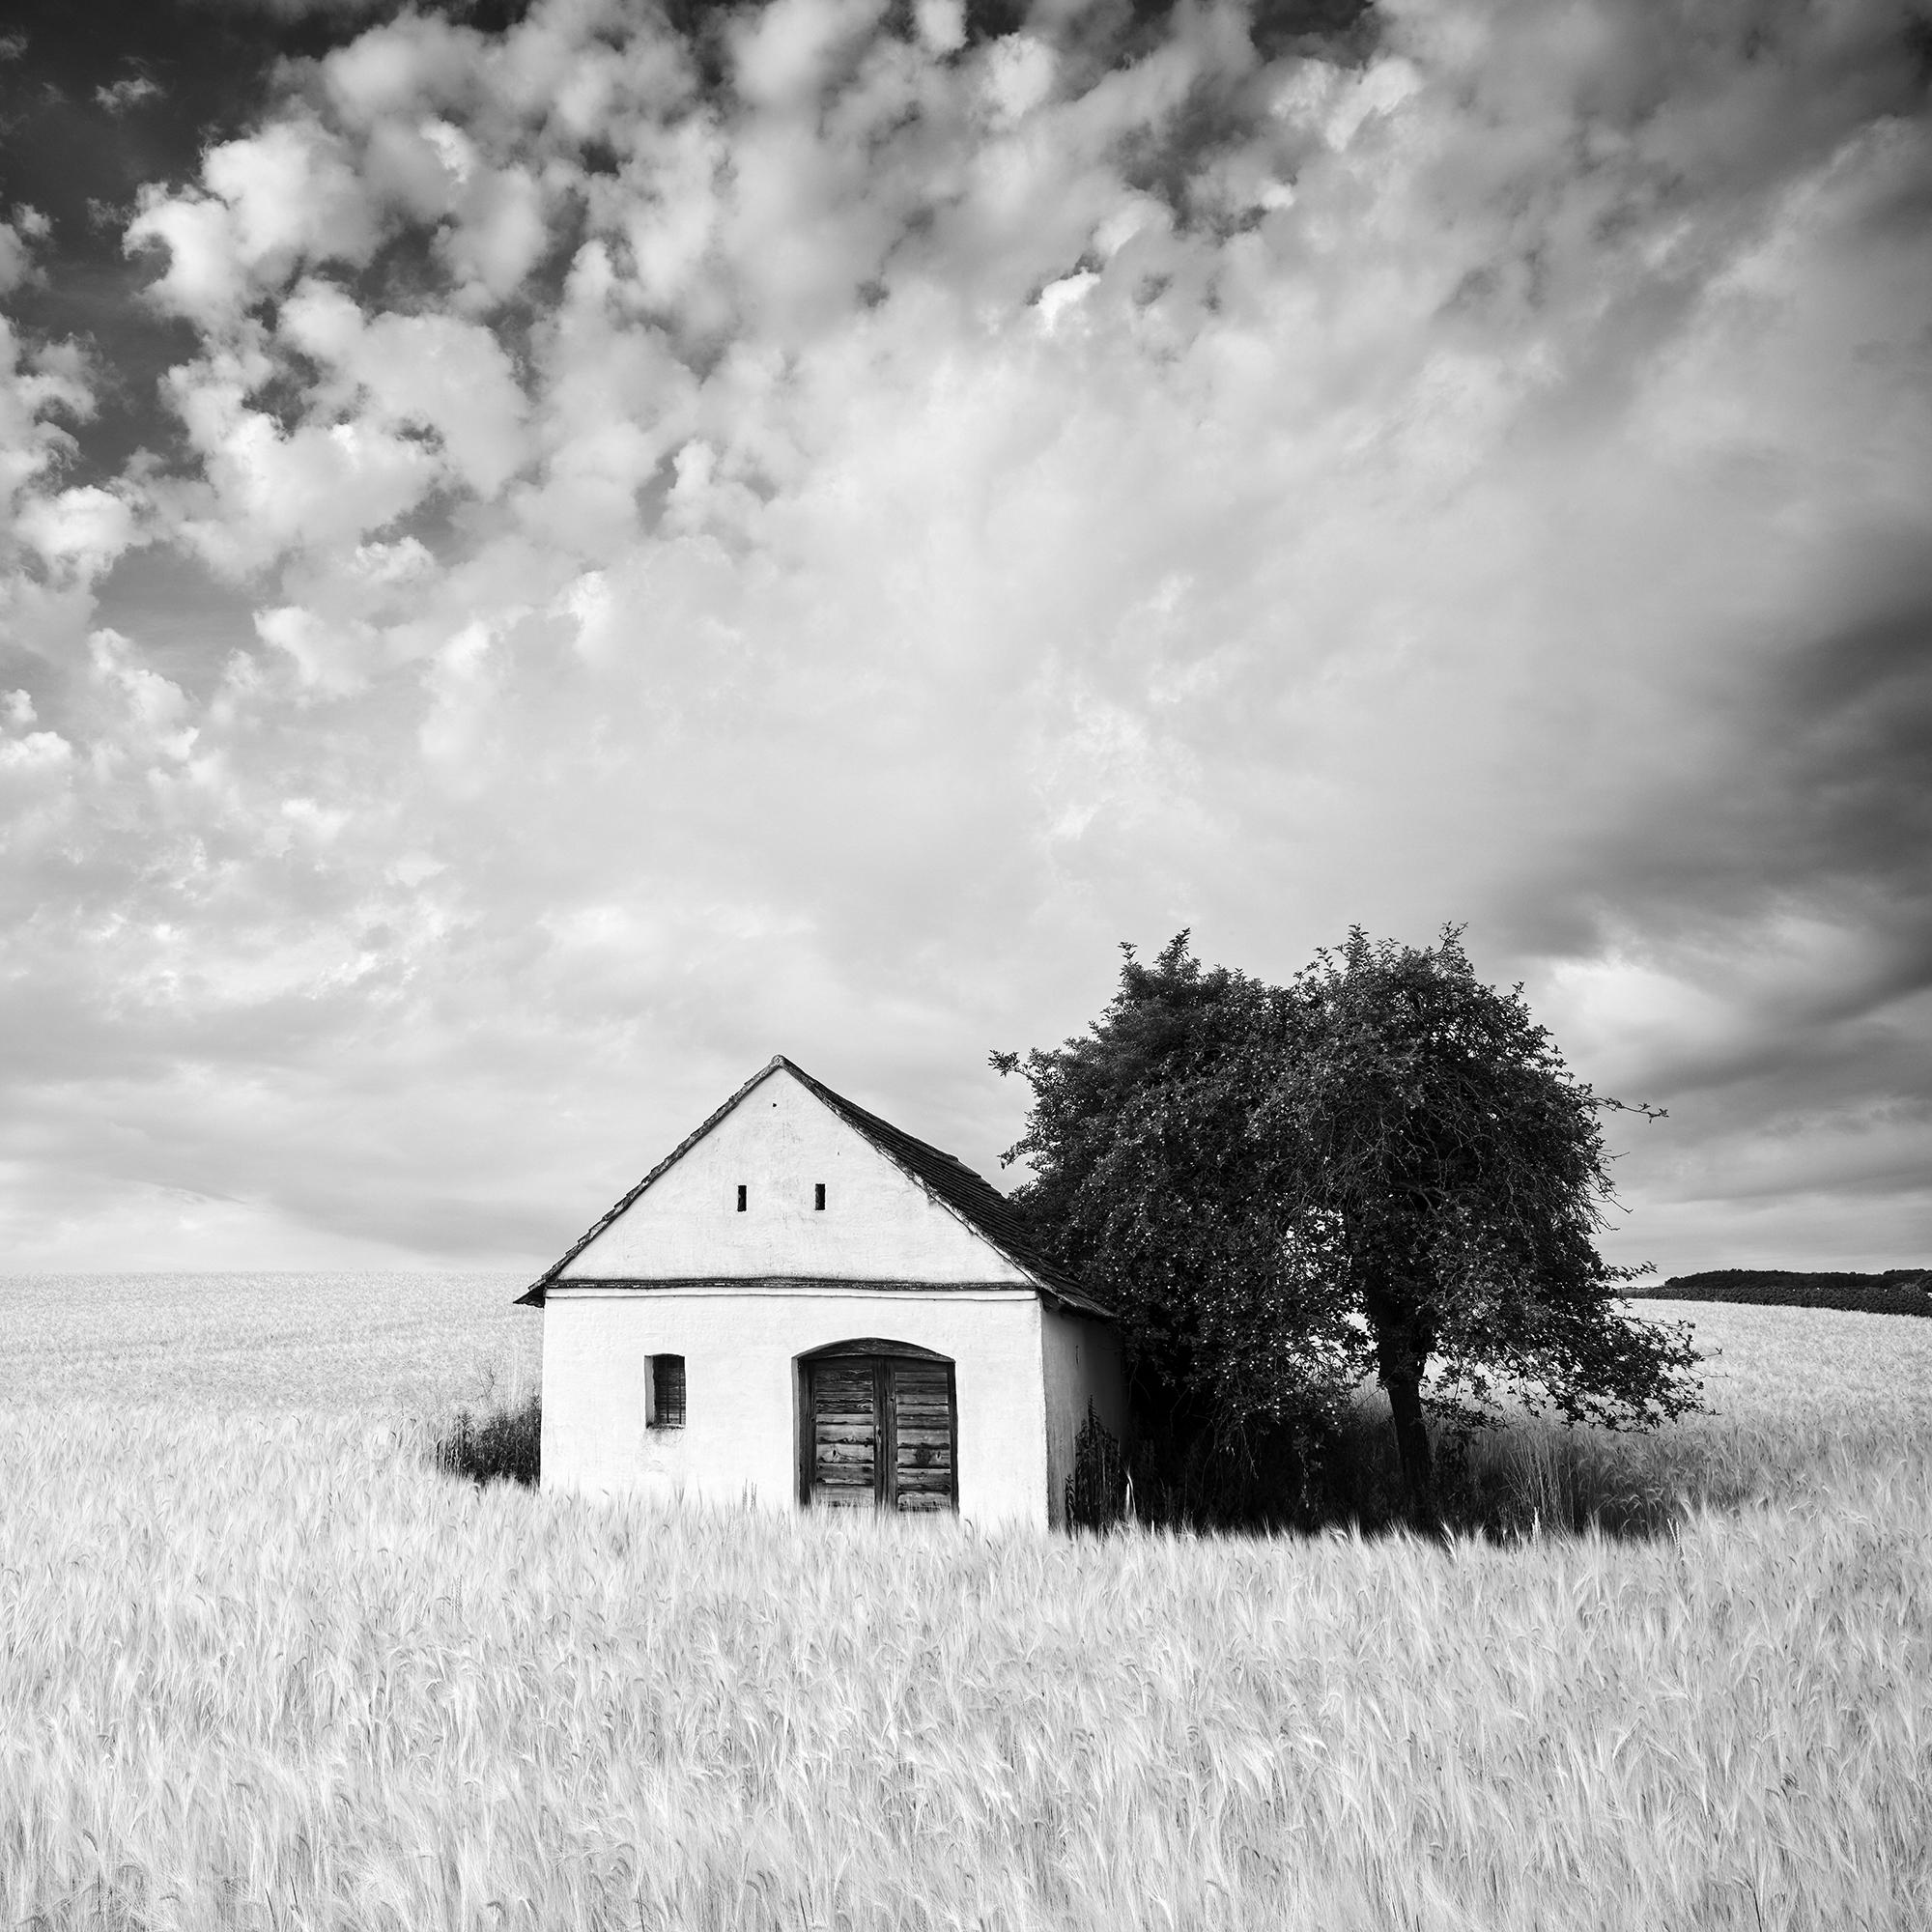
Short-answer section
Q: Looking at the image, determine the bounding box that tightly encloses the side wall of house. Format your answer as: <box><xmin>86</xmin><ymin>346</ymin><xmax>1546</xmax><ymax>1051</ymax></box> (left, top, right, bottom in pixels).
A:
<box><xmin>1039</xmin><ymin>1307</ymin><xmax>1129</xmax><ymax>1529</ymax></box>
<box><xmin>541</xmin><ymin>1285</ymin><xmax>1052</xmax><ymax>1529</ymax></box>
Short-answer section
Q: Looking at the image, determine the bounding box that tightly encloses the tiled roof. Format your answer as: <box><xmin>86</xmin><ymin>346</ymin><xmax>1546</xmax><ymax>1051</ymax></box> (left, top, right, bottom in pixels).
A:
<box><xmin>517</xmin><ymin>1055</ymin><xmax>1112</xmax><ymax>1318</ymax></box>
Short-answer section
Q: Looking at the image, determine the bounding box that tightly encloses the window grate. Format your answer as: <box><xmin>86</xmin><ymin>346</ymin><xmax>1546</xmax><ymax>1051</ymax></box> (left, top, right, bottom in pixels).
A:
<box><xmin>651</xmin><ymin>1354</ymin><xmax>686</xmax><ymax>1429</ymax></box>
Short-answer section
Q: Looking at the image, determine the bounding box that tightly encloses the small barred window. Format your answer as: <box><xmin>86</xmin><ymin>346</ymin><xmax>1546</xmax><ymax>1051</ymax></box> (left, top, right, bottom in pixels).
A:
<box><xmin>650</xmin><ymin>1354</ymin><xmax>686</xmax><ymax>1429</ymax></box>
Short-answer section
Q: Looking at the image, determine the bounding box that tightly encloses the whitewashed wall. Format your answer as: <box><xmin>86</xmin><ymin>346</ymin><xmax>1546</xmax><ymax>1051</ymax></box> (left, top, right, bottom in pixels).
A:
<box><xmin>1040</xmin><ymin>1307</ymin><xmax>1130</xmax><ymax>1528</ymax></box>
<box><xmin>560</xmin><ymin>1065</ymin><xmax>1030</xmax><ymax>1283</ymax></box>
<box><xmin>541</xmin><ymin>1284</ymin><xmax>1054</xmax><ymax>1528</ymax></box>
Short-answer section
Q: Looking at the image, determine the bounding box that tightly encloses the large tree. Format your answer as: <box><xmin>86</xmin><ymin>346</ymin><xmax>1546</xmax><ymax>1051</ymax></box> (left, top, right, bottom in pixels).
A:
<box><xmin>994</xmin><ymin>928</ymin><xmax>1702</xmax><ymax>1526</ymax></box>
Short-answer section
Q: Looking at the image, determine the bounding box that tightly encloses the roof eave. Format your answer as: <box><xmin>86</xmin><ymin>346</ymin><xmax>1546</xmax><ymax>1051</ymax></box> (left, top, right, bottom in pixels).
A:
<box><xmin>1037</xmin><ymin>1283</ymin><xmax>1118</xmax><ymax>1321</ymax></box>
<box><xmin>517</xmin><ymin>1272</ymin><xmax>1114</xmax><ymax>1317</ymax></box>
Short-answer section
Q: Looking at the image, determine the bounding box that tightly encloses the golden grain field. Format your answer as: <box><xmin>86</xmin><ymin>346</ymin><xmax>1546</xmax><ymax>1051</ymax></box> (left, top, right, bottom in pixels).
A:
<box><xmin>1</xmin><ymin>1277</ymin><xmax>1927</xmax><ymax>1931</ymax></box>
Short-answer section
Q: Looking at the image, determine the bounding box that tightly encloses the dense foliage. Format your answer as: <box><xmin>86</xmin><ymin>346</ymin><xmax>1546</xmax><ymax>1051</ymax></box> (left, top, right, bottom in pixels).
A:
<box><xmin>1647</xmin><ymin>1270</ymin><xmax>1932</xmax><ymax>1319</ymax></box>
<box><xmin>995</xmin><ymin>929</ymin><xmax>1704</xmax><ymax>1526</ymax></box>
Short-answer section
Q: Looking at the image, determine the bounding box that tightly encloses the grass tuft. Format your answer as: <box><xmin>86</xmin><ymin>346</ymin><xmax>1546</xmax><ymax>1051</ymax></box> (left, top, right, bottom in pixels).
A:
<box><xmin>434</xmin><ymin>1387</ymin><xmax>541</xmax><ymax>1489</ymax></box>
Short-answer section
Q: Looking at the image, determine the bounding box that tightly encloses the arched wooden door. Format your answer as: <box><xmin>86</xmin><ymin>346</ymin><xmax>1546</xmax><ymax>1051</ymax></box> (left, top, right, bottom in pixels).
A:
<box><xmin>802</xmin><ymin>1341</ymin><xmax>957</xmax><ymax>1513</ymax></box>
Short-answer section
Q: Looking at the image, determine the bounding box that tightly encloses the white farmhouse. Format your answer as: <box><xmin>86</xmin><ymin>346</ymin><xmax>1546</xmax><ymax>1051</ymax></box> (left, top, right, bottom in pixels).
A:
<box><xmin>519</xmin><ymin>1056</ymin><xmax>1127</xmax><ymax>1531</ymax></box>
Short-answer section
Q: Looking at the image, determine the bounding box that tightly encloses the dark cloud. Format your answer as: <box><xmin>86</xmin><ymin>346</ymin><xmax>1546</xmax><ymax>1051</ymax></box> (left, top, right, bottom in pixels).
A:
<box><xmin>1513</xmin><ymin>559</ymin><xmax>1932</xmax><ymax>1035</ymax></box>
<box><xmin>1781</xmin><ymin>594</ymin><xmax>1932</xmax><ymax>887</ymax></box>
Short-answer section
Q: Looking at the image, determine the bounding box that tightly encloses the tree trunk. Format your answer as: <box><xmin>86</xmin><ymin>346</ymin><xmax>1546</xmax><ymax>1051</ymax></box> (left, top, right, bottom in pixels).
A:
<box><xmin>1365</xmin><ymin>1283</ymin><xmax>1439</xmax><ymax>1533</ymax></box>
<box><xmin>1381</xmin><ymin>1358</ymin><xmax>1437</xmax><ymax>1533</ymax></box>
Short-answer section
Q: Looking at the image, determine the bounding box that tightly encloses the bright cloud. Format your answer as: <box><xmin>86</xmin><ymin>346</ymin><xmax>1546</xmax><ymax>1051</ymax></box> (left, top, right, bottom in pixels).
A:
<box><xmin>3</xmin><ymin>0</ymin><xmax>1929</xmax><ymax>1273</ymax></box>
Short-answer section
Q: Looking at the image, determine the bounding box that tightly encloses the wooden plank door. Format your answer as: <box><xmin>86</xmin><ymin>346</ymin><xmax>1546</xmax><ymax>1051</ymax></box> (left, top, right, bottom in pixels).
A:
<box><xmin>808</xmin><ymin>1355</ymin><xmax>957</xmax><ymax>1513</ymax></box>
<box><xmin>888</xmin><ymin>1358</ymin><xmax>955</xmax><ymax>1513</ymax></box>
<box><xmin>809</xmin><ymin>1358</ymin><xmax>880</xmax><ymax>1509</ymax></box>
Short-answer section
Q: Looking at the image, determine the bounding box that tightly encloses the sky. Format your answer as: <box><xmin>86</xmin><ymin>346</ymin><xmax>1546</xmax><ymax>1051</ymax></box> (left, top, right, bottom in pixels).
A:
<box><xmin>1</xmin><ymin>0</ymin><xmax>1928</xmax><ymax>1281</ymax></box>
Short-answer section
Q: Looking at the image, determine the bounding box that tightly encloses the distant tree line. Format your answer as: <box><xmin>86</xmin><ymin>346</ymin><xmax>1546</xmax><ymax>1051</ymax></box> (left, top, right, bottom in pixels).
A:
<box><xmin>1638</xmin><ymin>1269</ymin><xmax>1932</xmax><ymax>1320</ymax></box>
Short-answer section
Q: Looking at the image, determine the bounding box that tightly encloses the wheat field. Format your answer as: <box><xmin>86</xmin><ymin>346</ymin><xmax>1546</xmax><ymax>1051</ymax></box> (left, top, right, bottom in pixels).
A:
<box><xmin>0</xmin><ymin>1277</ymin><xmax>1927</xmax><ymax>1931</ymax></box>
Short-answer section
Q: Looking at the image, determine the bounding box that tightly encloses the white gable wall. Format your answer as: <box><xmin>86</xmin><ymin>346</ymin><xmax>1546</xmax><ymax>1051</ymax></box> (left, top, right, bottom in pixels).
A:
<box><xmin>541</xmin><ymin>1283</ymin><xmax>1053</xmax><ymax>1528</ymax></box>
<box><xmin>559</xmin><ymin>1065</ymin><xmax>1030</xmax><ymax>1283</ymax></box>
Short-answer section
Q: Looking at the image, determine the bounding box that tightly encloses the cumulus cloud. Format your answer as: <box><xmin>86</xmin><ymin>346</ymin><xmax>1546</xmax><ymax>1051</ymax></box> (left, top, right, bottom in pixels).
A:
<box><xmin>14</xmin><ymin>484</ymin><xmax>140</xmax><ymax>580</ymax></box>
<box><xmin>0</xmin><ymin>322</ymin><xmax>136</xmax><ymax>596</ymax></box>
<box><xmin>278</xmin><ymin>279</ymin><xmax>528</xmax><ymax>493</ymax></box>
<box><xmin>4</xmin><ymin>0</ymin><xmax>1929</xmax><ymax>1271</ymax></box>
<box><xmin>127</xmin><ymin>115</ymin><xmax>383</xmax><ymax>329</ymax></box>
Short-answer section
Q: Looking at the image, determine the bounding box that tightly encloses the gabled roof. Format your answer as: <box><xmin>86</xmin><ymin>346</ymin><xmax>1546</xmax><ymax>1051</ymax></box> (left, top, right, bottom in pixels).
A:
<box><xmin>516</xmin><ymin>1055</ymin><xmax>1112</xmax><ymax>1318</ymax></box>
